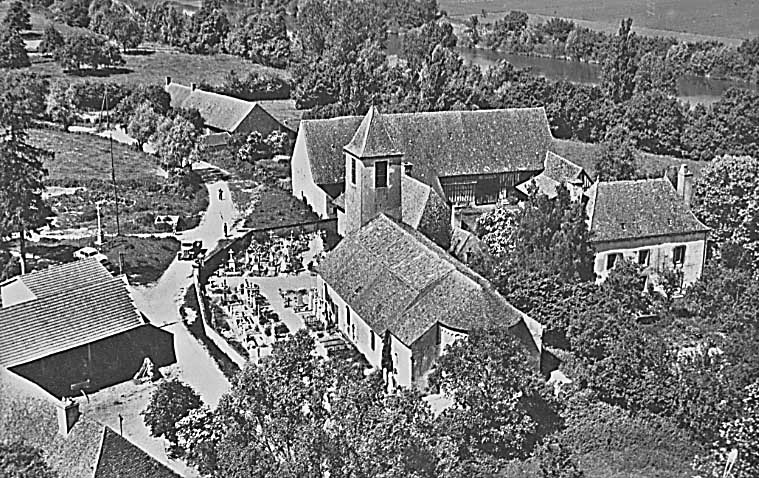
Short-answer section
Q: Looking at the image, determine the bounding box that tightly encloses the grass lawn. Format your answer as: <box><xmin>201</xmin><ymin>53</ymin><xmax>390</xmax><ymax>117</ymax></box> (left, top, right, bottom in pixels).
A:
<box><xmin>26</xmin><ymin>49</ymin><xmax>290</xmax><ymax>88</ymax></box>
<box><xmin>440</xmin><ymin>0</ymin><xmax>757</xmax><ymax>41</ymax></box>
<box><xmin>27</xmin><ymin>236</ymin><xmax>180</xmax><ymax>285</ymax></box>
<box><xmin>229</xmin><ymin>182</ymin><xmax>320</xmax><ymax>229</ymax></box>
<box><xmin>28</xmin><ymin>128</ymin><xmax>163</xmax><ymax>183</ymax></box>
<box><xmin>551</xmin><ymin>139</ymin><xmax>709</xmax><ymax>181</ymax></box>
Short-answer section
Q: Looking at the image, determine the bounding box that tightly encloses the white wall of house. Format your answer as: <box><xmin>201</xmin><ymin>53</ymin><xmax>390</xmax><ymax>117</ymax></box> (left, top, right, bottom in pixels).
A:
<box><xmin>336</xmin><ymin>209</ymin><xmax>346</xmax><ymax>236</ymax></box>
<box><xmin>439</xmin><ymin>324</ymin><xmax>467</xmax><ymax>355</ymax></box>
<box><xmin>291</xmin><ymin>133</ymin><xmax>331</xmax><ymax>218</ymax></box>
<box><xmin>317</xmin><ymin>275</ymin><xmax>413</xmax><ymax>387</ymax></box>
<box><xmin>593</xmin><ymin>232</ymin><xmax>707</xmax><ymax>285</ymax></box>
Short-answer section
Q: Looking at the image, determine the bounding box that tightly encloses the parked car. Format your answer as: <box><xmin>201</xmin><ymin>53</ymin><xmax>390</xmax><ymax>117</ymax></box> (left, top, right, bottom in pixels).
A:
<box><xmin>73</xmin><ymin>247</ymin><xmax>115</xmax><ymax>273</ymax></box>
<box><xmin>178</xmin><ymin>240</ymin><xmax>205</xmax><ymax>261</ymax></box>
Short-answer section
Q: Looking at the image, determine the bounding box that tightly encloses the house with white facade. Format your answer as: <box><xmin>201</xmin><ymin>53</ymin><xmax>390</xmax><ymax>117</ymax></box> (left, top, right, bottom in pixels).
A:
<box><xmin>585</xmin><ymin>166</ymin><xmax>709</xmax><ymax>285</ymax></box>
<box><xmin>315</xmin><ymin>214</ymin><xmax>543</xmax><ymax>389</ymax></box>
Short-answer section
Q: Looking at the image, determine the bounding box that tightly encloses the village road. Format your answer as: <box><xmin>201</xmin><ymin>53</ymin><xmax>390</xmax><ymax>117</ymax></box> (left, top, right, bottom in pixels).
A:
<box><xmin>131</xmin><ymin>160</ymin><xmax>241</xmax><ymax>406</ymax></box>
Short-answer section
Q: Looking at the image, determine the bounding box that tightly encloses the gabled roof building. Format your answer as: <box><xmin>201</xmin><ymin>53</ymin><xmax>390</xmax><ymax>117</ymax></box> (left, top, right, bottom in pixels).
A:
<box><xmin>585</xmin><ymin>167</ymin><xmax>709</xmax><ymax>285</ymax></box>
<box><xmin>316</xmin><ymin>214</ymin><xmax>543</xmax><ymax>389</ymax></box>
<box><xmin>516</xmin><ymin>151</ymin><xmax>592</xmax><ymax>200</ymax></box>
<box><xmin>0</xmin><ymin>259</ymin><xmax>175</xmax><ymax>397</ymax></box>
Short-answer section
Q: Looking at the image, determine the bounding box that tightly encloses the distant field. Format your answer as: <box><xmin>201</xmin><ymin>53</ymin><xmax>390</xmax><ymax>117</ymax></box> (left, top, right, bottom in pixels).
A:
<box><xmin>26</xmin><ymin>50</ymin><xmax>290</xmax><ymax>88</ymax></box>
<box><xmin>551</xmin><ymin>139</ymin><xmax>708</xmax><ymax>180</ymax></box>
<box><xmin>440</xmin><ymin>0</ymin><xmax>758</xmax><ymax>41</ymax></box>
<box><xmin>27</xmin><ymin>128</ymin><xmax>162</xmax><ymax>183</ymax></box>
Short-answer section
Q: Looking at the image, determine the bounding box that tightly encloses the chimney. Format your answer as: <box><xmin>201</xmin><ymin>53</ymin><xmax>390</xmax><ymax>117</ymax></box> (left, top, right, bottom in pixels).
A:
<box><xmin>190</xmin><ymin>83</ymin><xmax>197</xmax><ymax>91</ymax></box>
<box><xmin>677</xmin><ymin>164</ymin><xmax>693</xmax><ymax>207</ymax></box>
<box><xmin>56</xmin><ymin>398</ymin><xmax>80</xmax><ymax>436</ymax></box>
<box><xmin>165</xmin><ymin>76</ymin><xmax>171</xmax><ymax>86</ymax></box>
<box><xmin>402</xmin><ymin>162</ymin><xmax>413</xmax><ymax>175</ymax></box>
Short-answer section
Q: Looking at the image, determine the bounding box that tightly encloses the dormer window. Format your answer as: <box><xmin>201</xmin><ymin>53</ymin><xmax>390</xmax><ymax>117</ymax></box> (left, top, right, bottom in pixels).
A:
<box><xmin>375</xmin><ymin>161</ymin><xmax>388</xmax><ymax>188</ymax></box>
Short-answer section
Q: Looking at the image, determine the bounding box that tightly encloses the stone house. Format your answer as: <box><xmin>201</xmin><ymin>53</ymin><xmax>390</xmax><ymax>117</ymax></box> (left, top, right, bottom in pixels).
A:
<box><xmin>516</xmin><ymin>151</ymin><xmax>592</xmax><ymax>200</ymax></box>
<box><xmin>585</xmin><ymin>167</ymin><xmax>709</xmax><ymax>285</ymax></box>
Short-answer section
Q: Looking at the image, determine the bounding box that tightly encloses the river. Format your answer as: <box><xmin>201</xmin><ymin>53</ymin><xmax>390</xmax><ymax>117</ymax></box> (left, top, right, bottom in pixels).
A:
<box><xmin>453</xmin><ymin>47</ymin><xmax>756</xmax><ymax>105</ymax></box>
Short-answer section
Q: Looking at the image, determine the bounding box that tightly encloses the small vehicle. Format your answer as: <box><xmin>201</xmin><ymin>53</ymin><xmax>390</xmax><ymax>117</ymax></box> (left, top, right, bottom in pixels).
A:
<box><xmin>178</xmin><ymin>240</ymin><xmax>205</xmax><ymax>261</ymax></box>
<box><xmin>73</xmin><ymin>247</ymin><xmax>115</xmax><ymax>274</ymax></box>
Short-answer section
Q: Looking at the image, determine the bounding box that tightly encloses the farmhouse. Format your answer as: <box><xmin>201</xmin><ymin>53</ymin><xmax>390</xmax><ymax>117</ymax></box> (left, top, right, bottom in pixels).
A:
<box><xmin>585</xmin><ymin>166</ymin><xmax>709</xmax><ymax>285</ymax></box>
<box><xmin>0</xmin><ymin>258</ymin><xmax>175</xmax><ymax>397</ymax></box>
<box><xmin>164</xmin><ymin>78</ymin><xmax>288</xmax><ymax>146</ymax></box>
<box><xmin>292</xmin><ymin>107</ymin><xmax>552</xmax><ymax>220</ymax></box>
<box><xmin>0</xmin><ymin>368</ymin><xmax>180</xmax><ymax>478</ymax></box>
<box><xmin>315</xmin><ymin>214</ymin><xmax>543</xmax><ymax>389</ymax></box>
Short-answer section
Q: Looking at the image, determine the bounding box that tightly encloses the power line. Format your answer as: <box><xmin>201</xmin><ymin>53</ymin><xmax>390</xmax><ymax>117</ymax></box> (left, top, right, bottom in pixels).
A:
<box><xmin>101</xmin><ymin>86</ymin><xmax>121</xmax><ymax>236</ymax></box>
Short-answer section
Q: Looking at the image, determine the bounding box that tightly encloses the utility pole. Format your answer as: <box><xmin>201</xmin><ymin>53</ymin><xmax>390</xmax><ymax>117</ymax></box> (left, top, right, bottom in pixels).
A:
<box><xmin>17</xmin><ymin>213</ymin><xmax>25</xmax><ymax>275</ymax></box>
<box><xmin>102</xmin><ymin>86</ymin><xmax>121</xmax><ymax>236</ymax></box>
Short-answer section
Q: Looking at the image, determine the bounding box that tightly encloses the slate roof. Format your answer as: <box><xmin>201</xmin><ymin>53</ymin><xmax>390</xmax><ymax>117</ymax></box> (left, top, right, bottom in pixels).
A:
<box><xmin>585</xmin><ymin>178</ymin><xmax>710</xmax><ymax>243</ymax></box>
<box><xmin>402</xmin><ymin>175</ymin><xmax>452</xmax><ymax>249</ymax></box>
<box><xmin>0</xmin><ymin>274</ymin><xmax>144</xmax><ymax>367</ymax></box>
<box><xmin>316</xmin><ymin>214</ymin><xmax>526</xmax><ymax>346</ymax></box>
<box><xmin>4</xmin><ymin>258</ymin><xmax>114</xmax><ymax>301</ymax></box>
<box><xmin>299</xmin><ymin>107</ymin><xmax>551</xmax><ymax>187</ymax></box>
<box><xmin>257</xmin><ymin>99</ymin><xmax>304</xmax><ymax>133</ymax></box>
<box><xmin>344</xmin><ymin>106</ymin><xmax>402</xmax><ymax>158</ymax></box>
<box><xmin>0</xmin><ymin>369</ymin><xmax>180</xmax><ymax>478</ymax></box>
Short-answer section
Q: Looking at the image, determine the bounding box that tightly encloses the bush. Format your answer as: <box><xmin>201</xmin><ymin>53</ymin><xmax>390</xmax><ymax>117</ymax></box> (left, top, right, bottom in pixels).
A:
<box><xmin>142</xmin><ymin>379</ymin><xmax>203</xmax><ymax>450</ymax></box>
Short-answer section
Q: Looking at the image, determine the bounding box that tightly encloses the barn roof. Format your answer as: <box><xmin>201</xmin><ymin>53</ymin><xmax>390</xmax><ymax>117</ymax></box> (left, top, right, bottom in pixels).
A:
<box><xmin>299</xmin><ymin>107</ymin><xmax>551</xmax><ymax>187</ymax></box>
<box><xmin>0</xmin><ymin>369</ymin><xmax>180</xmax><ymax>478</ymax></box>
<box><xmin>3</xmin><ymin>258</ymin><xmax>114</xmax><ymax>302</ymax></box>
<box><xmin>516</xmin><ymin>151</ymin><xmax>587</xmax><ymax>198</ymax></box>
<box><xmin>401</xmin><ymin>175</ymin><xmax>452</xmax><ymax>249</ymax></box>
<box><xmin>0</xmin><ymin>272</ymin><xmax>144</xmax><ymax>367</ymax></box>
<box><xmin>586</xmin><ymin>178</ymin><xmax>710</xmax><ymax>243</ymax></box>
<box><xmin>316</xmin><ymin>214</ymin><xmax>526</xmax><ymax>346</ymax></box>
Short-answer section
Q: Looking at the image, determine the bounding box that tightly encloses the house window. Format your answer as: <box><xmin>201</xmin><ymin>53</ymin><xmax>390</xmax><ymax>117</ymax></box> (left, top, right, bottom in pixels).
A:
<box><xmin>638</xmin><ymin>249</ymin><xmax>650</xmax><ymax>266</ymax></box>
<box><xmin>375</xmin><ymin>161</ymin><xmax>388</xmax><ymax>188</ymax></box>
<box><xmin>346</xmin><ymin>306</ymin><xmax>351</xmax><ymax>326</ymax></box>
<box><xmin>371</xmin><ymin>331</ymin><xmax>375</xmax><ymax>350</ymax></box>
<box><xmin>350</xmin><ymin>158</ymin><xmax>356</xmax><ymax>184</ymax></box>
<box><xmin>673</xmin><ymin>245</ymin><xmax>686</xmax><ymax>266</ymax></box>
<box><xmin>606</xmin><ymin>252</ymin><xmax>621</xmax><ymax>270</ymax></box>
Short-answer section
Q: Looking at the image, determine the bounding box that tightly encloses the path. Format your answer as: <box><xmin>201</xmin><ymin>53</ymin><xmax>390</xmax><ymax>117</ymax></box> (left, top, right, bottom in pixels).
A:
<box><xmin>131</xmin><ymin>160</ymin><xmax>242</xmax><ymax>406</ymax></box>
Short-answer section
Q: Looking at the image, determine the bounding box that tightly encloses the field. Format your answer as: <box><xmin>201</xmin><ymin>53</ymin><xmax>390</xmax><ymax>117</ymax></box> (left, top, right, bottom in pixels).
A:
<box><xmin>26</xmin><ymin>49</ymin><xmax>290</xmax><ymax>88</ymax></box>
<box><xmin>551</xmin><ymin>139</ymin><xmax>709</xmax><ymax>180</ymax></box>
<box><xmin>28</xmin><ymin>128</ymin><xmax>163</xmax><ymax>182</ymax></box>
<box><xmin>440</xmin><ymin>0</ymin><xmax>758</xmax><ymax>41</ymax></box>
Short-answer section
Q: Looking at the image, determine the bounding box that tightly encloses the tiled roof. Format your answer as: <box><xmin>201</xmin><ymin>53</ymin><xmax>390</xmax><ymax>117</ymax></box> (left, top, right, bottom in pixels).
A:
<box><xmin>586</xmin><ymin>178</ymin><xmax>710</xmax><ymax>243</ymax></box>
<box><xmin>516</xmin><ymin>151</ymin><xmax>587</xmax><ymax>198</ymax></box>
<box><xmin>257</xmin><ymin>99</ymin><xmax>303</xmax><ymax>132</ymax></box>
<box><xmin>94</xmin><ymin>428</ymin><xmax>180</xmax><ymax>478</ymax></box>
<box><xmin>344</xmin><ymin>106</ymin><xmax>402</xmax><ymax>159</ymax></box>
<box><xmin>0</xmin><ymin>275</ymin><xmax>144</xmax><ymax>367</ymax></box>
<box><xmin>402</xmin><ymin>175</ymin><xmax>452</xmax><ymax>249</ymax></box>
<box><xmin>316</xmin><ymin>214</ymin><xmax>526</xmax><ymax>345</ymax></box>
<box><xmin>299</xmin><ymin>107</ymin><xmax>551</xmax><ymax>186</ymax></box>
<box><xmin>7</xmin><ymin>258</ymin><xmax>114</xmax><ymax>301</ymax></box>
<box><xmin>166</xmin><ymin>83</ymin><xmax>260</xmax><ymax>133</ymax></box>
<box><xmin>0</xmin><ymin>369</ymin><xmax>180</xmax><ymax>478</ymax></box>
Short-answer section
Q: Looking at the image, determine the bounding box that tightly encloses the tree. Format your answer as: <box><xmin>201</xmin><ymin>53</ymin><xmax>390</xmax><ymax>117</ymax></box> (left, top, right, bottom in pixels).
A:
<box><xmin>113</xmin><ymin>84</ymin><xmax>171</xmax><ymax>123</ymax></box>
<box><xmin>475</xmin><ymin>203</ymin><xmax>519</xmax><ymax>256</ymax></box>
<box><xmin>39</xmin><ymin>24</ymin><xmax>65</xmax><ymax>55</ymax></box>
<box><xmin>90</xmin><ymin>5</ymin><xmax>143</xmax><ymax>52</ymax></box>
<box><xmin>0</xmin><ymin>71</ymin><xmax>48</xmax><ymax>132</ymax></box>
<box><xmin>600</xmin><ymin>18</ymin><xmax>638</xmax><ymax>103</ymax></box>
<box><xmin>534</xmin><ymin>441</ymin><xmax>584</xmax><ymax>478</ymax></box>
<box><xmin>55</xmin><ymin>32</ymin><xmax>124</xmax><ymax>71</ymax></box>
<box><xmin>691</xmin><ymin>155</ymin><xmax>759</xmax><ymax>266</ymax></box>
<box><xmin>45</xmin><ymin>79</ymin><xmax>78</xmax><ymax>130</ymax></box>
<box><xmin>152</xmin><ymin>115</ymin><xmax>200</xmax><ymax>172</ymax></box>
<box><xmin>0</xmin><ymin>29</ymin><xmax>30</xmax><ymax>68</ymax></box>
<box><xmin>127</xmin><ymin>102</ymin><xmax>162</xmax><ymax>151</ymax></box>
<box><xmin>623</xmin><ymin>89</ymin><xmax>685</xmax><ymax>156</ymax></box>
<box><xmin>429</xmin><ymin>326</ymin><xmax>555</xmax><ymax>472</ymax></box>
<box><xmin>401</xmin><ymin>21</ymin><xmax>456</xmax><ymax>72</ymax></box>
<box><xmin>226</xmin><ymin>11</ymin><xmax>290</xmax><ymax>67</ymax></box>
<box><xmin>0</xmin><ymin>441</ymin><xmax>58</xmax><ymax>478</ymax></box>
<box><xmin>594</xmin><ymin>126</ymin><xmax>638</xmax><ymax>181</ymax></box>
<box><xmin>142</xmin><ymin>379</ymin><xmax>203</xmax><ymax>450</ymax></box>
<box><xmin>181</xmin><ymin>0</ymin><xmax>229</xmax><ymax>54</ymax></box>
<box><xmin>54</xmin><ymin>0</ymin><xmax>91</xmax><ymax>27</ymax></box>
<box><xmin>2</xmin><ymin>0</ymin><xmax>31</xmax><ymax>32</ymax></box>
<box><xmin>145</xmin><ymin>1</ymin><xmax>185</xmax><ymax>46</ymax></box>
<box><xmin>633</xmin><ymin>51</ymin><xmax>677</xmax><ymax>96</ymax></box>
